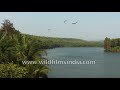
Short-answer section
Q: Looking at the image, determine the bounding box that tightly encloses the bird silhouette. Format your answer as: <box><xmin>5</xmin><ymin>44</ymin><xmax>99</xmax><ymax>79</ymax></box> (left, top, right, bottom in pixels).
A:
<box><xmin>64</xmin><ymin>20</ymin><xmax>67</xmax><ymax>23</ymax></box>
<box><xmin>72</xmin><ymin>20</ymin><xmax>79</xmax><ymax>24</ymax></box>
<box><xmin>48</xmin><ymin>29</ymin><xmax>51</xmax><ymax>31</ymax></box>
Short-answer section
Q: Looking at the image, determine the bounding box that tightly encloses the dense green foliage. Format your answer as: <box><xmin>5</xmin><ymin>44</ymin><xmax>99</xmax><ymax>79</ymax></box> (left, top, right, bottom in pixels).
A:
<box><xmin>26</xmin><ymin>35</ymin><xmax>103</xmax><ymax>49</ymax></box>
<box><xmin>104</xmin><ymin>37</ymin><xmax>120</xmax><ymax>52</ymax></box>
<box><xmin>0</xmin><ymin>20</ymin><xmax>49</xmax><ymax>78</ymax></box>
<box><xmin>0</xmin><ymin>63</ymin><xmax>28</xmax><ymax>78</ymax></box>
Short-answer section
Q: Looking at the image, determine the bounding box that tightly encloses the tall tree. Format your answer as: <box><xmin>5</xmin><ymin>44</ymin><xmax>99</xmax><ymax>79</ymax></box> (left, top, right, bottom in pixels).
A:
<box><xmin>0</xmin><ymin>19</ymin><xmax>49</xmax><ymax>78</ymax></box>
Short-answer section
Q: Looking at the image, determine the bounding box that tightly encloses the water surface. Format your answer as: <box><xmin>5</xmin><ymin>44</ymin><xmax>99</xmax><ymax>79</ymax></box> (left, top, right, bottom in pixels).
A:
<box><xmin>45</xmin><ymin>47</ymin><xmax>120</xmax><ymax>78</ymax></box>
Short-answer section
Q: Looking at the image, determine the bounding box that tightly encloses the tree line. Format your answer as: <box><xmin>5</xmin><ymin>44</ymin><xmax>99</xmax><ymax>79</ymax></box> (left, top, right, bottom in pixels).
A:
<box><xmin>26</xmin><ymin>35</ymin><xmax>104</xmax><ymax>49</ymax></box>
<box><xmin>104</xmin><ymin>37</ymin><xmax>120</xmax><ymax>52</ymax></box>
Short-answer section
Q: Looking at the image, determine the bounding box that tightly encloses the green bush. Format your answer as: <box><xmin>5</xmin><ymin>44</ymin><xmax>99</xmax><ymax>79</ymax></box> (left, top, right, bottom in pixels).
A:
<box><xmin>0</xmin><ymin>63</ymin><xmax>28</xmax><ymax>78</ymax></box>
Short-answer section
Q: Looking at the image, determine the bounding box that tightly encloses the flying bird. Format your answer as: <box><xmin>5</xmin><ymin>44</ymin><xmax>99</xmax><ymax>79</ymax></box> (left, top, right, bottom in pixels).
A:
<box><xmin>48</xmin><ymin>29</ymin><xmax>51</xmax><ymax>31</ymax></box>
<box><xmin>64</xmin><ymin>20</ymin><xmax>67</xmax><ymax>23</ymax></box>
<box><xmin>72</xmin><ymin>20</ymin><xmax>79</xmax><ymax>24</ymax></box>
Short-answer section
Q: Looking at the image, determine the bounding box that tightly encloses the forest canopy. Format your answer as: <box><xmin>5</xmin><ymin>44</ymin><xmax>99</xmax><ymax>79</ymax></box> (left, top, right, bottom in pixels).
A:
<box><xmin>104</xmin><ymin>37</ymin><xmax>120</xmax><ymax>52</ymax></box>
<box><xmin>25</xmin><ymin>34</ymin><xmax>104</xmax><ymax>49</ymax></box>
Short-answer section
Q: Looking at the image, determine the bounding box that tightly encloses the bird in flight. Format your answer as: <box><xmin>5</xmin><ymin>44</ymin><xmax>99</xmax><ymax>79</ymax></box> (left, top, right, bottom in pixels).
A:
<box><xmin>64</xmin><ymin>20</ymin><xmax>68</xmax><ymax>23</ymax></box>
<box><xmin>72</xmin><ymin>20</ymin><xmax>79</xmax><ymax>24</ymax></box>
<box><xmin>48</xmin><ymin>29</ymin><xmax>51</xmax><ymax>31</ymax></box>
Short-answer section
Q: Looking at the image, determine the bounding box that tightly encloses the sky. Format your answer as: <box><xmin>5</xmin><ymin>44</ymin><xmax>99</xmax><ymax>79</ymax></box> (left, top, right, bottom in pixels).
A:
<box><xmin>0</xmin><ymin>12</ymin><xmax>120</xmax><ymax>41</ymax></box>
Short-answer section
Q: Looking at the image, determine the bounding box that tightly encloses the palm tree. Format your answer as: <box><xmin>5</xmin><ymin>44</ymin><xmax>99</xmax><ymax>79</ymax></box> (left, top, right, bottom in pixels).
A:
<box><xmin>16</xmin><ymin>34</ymin><xmax>49</xmax><ymax>78</ymax></box>
<box><xmin>0</xmin><ymin>19</ymin><xmax>49</xmax><ymax>78</ymax></box>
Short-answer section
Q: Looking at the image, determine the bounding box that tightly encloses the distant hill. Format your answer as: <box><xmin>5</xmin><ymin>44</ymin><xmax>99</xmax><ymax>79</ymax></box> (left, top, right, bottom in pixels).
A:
<box><xmin>25</xmin><ymin>34</ymin><xmax>104</xmax><ymax>49</ymax></box>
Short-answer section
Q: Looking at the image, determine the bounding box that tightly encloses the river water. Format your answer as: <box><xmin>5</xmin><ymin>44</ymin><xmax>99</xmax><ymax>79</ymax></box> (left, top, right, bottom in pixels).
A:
<box><xmin>45</xmin><ymin>47</ymin><xmax>120</xmax><ymax>78</ymax></box>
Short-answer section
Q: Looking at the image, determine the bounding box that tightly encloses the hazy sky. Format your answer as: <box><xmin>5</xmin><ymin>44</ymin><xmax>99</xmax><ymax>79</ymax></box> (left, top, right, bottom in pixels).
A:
<box><xmin>0</xmin><ymin>12</ymin><xmax>120</xmax><ymax>41</ymax></box>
